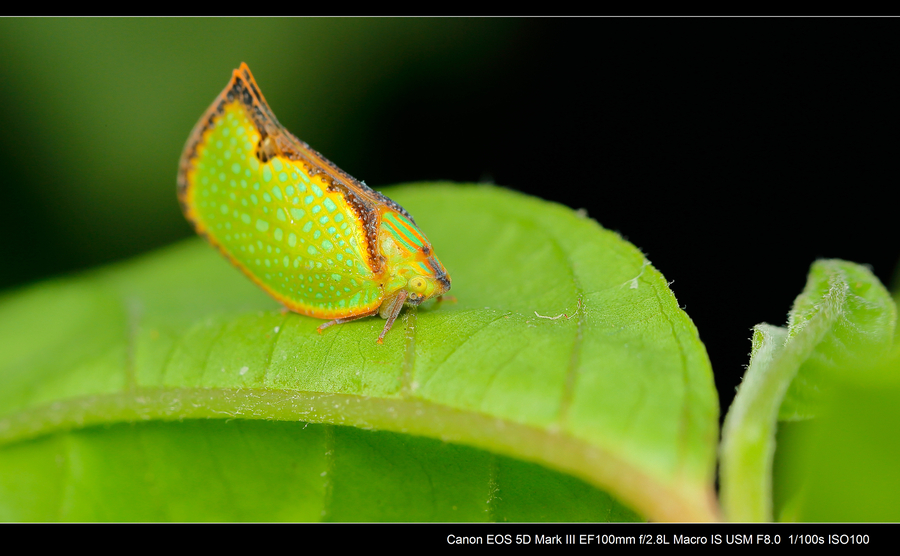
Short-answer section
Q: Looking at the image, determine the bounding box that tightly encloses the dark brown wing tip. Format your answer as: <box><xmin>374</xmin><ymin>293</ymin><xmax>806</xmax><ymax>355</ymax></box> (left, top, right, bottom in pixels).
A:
<box><xmin>235</xmin><ymin>62</ymin><xmax>252</xmax><ymax>83</ymax></box>
<box><xmin>234</xmin><ymin>63</ymin><xmax>252</xmax><ymax>91</ymax></box>
<box><xmin>231</xmin><ymin>63</ymin><xmax>270</xmax><ymax>112</ymax></box>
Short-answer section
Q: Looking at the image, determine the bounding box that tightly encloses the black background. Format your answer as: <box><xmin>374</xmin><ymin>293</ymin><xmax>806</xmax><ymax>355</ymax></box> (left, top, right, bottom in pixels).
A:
<box><xmin>361</xmin><ymin>19</ymin><xmax>900</xmax><ymax>419</ymax></box>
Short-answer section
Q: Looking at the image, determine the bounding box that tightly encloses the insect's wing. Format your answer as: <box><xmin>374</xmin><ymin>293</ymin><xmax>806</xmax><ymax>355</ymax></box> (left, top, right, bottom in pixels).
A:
<box><xmin>178</xmin><ymin>64</ymin><xmax>386</xmax><ymax>319</ymax></box>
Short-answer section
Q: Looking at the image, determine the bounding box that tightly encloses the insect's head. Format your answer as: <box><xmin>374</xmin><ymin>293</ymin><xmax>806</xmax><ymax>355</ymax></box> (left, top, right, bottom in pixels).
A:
<box><xmin>404</xmin><ymin>255</ymin><xmax>451</xmax><ymax>305</ymax></box>
<box><xmin>379</xmin><ymin>208</ymin><xmax>451</xmax><ymax>305</ymax></box>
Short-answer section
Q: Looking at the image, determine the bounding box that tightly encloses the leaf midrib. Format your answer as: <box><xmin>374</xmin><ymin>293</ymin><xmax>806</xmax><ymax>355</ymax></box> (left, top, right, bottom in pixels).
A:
<box><xmin>0</xmin><ymin>386</ymin><xmax>717</xmax><ymax>522</ymax></box>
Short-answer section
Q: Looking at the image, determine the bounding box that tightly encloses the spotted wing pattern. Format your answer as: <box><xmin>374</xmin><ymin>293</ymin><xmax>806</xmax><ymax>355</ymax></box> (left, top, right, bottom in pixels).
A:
<box><xmin>178</xmin><ymin>64</ymin><xmax>387</xmax><ymax>319</ymax></box>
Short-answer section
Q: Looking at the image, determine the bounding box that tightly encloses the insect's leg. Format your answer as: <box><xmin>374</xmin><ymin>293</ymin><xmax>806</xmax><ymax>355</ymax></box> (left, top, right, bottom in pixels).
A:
<box><xmin>434</xmin><ymin>295</ymin><xmax>457</xmax><ymax>304</ymax></box>
<box><xmin>317</xmin><ymin>309</ymin><xmax>379</xmax><ymax>335</ymax></box>
<box><xmin>377</xmin><ymin>290</ymin><xmax>408</xmax><ymax>344</ymax></box>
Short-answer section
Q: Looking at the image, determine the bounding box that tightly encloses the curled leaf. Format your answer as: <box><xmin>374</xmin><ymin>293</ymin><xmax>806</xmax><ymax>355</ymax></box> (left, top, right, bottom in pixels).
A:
<box><xmin>720</xmin><ymin>260</ymin><xmax>896</xmax><ymax>521</ymax></box>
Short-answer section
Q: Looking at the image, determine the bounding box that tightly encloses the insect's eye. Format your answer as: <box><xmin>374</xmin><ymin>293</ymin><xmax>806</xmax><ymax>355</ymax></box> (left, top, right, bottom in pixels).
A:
<box><xmin>409</xmin><ymin>276</ymin><xmax>428</xmax><ymax>294</ymax></box>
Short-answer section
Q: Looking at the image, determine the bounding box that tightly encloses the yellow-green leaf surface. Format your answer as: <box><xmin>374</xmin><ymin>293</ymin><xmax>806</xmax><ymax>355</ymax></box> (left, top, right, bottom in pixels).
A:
<box><xmin>0</xmin><ymin>184</ymin><xmax>719</xmax><ymax>521</ymax></box>
<box><xmin>773</xmin><ymin>348</ymin><xmax>900</xmax><ymax>521</ymax></box>
<box><xmin>720</xmin><ymin>260</ymin><xmax>896</xmax><ymax>522</ymax></box>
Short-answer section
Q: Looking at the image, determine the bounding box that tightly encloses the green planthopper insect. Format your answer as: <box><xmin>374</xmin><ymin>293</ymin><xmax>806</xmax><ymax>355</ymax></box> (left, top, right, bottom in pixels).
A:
<box><xmin>178</xmin><ymin>63</ymin><xmax>451</xmax><ymax>343</ymax></box>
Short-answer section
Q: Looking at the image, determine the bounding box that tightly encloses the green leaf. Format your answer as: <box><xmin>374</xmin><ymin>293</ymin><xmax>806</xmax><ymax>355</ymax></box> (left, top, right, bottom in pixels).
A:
<box><xmin>0</xmin><ymin>184</ymin><xmax>718</xmax><ymax>521</ymax></box>
<box><xmin>773</xmin><ymin>349</ymin><xmax>900</xmax><ymax>521</ymax></box>
<box><xmin>720</xmin><ymin>260</ymin><xmax>896</xmax><ymax>522</ymax></box>
<box><xmin>780</xmin><ymin>261</ymin><xmax>896</xmax><ymax>420</ymax></box>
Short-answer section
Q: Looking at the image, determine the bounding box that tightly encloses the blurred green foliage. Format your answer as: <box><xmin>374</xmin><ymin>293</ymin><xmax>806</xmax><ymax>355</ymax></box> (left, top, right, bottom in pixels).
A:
<box><xmin>0</xmin><ymin>18</ymin><xmax>524</xmax><ymax>289</ymax></box>
<box><xmin>722</xmin><ymin>260</ymin><xmax>900</xmax><ymax>521</ymax></box>
<box><xmin>773</xmin><ymin>349</ymin><xmax>900</xmax><ymax>521</ymax></box>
